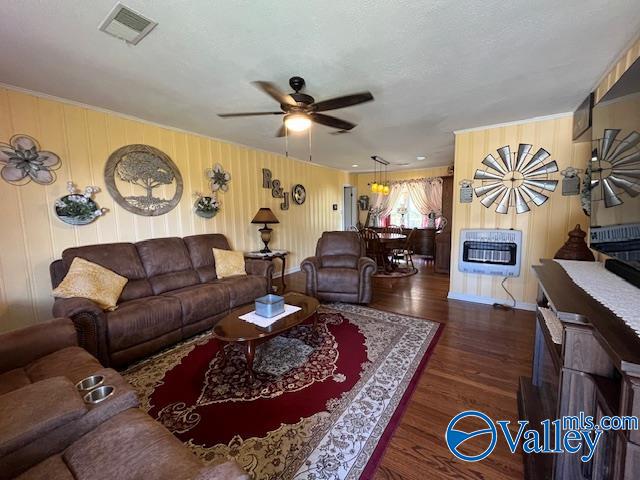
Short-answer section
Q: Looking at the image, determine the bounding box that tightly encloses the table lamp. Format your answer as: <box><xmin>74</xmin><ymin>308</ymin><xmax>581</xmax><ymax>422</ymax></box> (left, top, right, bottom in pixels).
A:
<box><xmin>251</xmin><ymin>208</ymin><xmax>279</xmax><ymax>253</ymax></box>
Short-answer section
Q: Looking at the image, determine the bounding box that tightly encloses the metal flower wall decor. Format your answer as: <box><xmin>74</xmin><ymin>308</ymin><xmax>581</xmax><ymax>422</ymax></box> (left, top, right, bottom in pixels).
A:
<box><xmin>207</xmin><ymin>163</ymin><xmax>231</xmax><ymax>192</ymax></box>
<box><xmin>0</xmin><ymin>135</ymin><xmax>61</xmax><ymax>185</ymax></box>
<box><xmin>473</xmin><ymin>144</ymin><xmax>558</xmax><ymax>214</ymax></box>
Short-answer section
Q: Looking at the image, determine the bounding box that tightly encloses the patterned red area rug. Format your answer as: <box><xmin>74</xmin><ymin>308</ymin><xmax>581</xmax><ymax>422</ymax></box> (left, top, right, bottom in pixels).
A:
<box><xmin>123</xmin><ymin>303</ymin><xmax>441</xmax><ymax>479</ymax></box>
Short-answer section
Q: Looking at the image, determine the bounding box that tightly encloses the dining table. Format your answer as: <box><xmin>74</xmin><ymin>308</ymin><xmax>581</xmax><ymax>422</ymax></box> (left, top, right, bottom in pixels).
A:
<box><xmin>376</xmin><ymin>233</ymin><xmax>406</xmax><ymax>271</ymax></box>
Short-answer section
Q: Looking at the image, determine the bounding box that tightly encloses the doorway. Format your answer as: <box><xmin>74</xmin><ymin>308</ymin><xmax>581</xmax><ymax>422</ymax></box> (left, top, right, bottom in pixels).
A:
<box><xmin>343</xmin><ymin>186</ymin><xmax>357</xmax><ymax>230</ymax></box>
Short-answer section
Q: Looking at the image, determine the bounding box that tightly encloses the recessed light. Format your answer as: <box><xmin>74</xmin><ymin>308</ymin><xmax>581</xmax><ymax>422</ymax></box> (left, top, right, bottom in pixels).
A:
<box><xmin>352</xmin><ymin>164</ymin><xmax>359</xmax><ymax>167</ymax></box>
<box><xmin>416</xmin><ymin>156</ymin><xmax>426</xmax><ymax>161</ymax></box>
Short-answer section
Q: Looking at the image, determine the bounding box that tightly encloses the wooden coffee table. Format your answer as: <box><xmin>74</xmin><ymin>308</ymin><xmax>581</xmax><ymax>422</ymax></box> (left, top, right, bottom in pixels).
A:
<box><xmin>212</xmin><ymin>292</ymin><xmax>320</xmax><ymax>381</ymax></box>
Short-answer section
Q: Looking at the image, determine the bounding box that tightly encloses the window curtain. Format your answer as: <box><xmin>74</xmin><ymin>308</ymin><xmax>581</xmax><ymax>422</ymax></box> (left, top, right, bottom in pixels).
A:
<box><xmin>371</xmin><ymin>183</ymin><xmax>402</xmax><ymax>225</ymax></box>
<box><xmin>405</xmin><ymin>177</ymin><xmax>443</xmax><ymax>223</ymax></box>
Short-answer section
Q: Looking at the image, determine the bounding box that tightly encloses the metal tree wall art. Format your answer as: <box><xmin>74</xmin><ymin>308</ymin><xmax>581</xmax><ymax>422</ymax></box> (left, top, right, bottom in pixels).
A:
<box><xmin>0</xmin><ymin>135</ymin><xmax>61</xmax><ymax>185</ymax></box>
<box><xmin>474</xmin><ymin>144</ymin><xmax>558</xmax><ymax>214</ymax></box>
<box><xmin>207</xmin><ymin>163</ymin><xmax>231</xmax><ymax>192</ymax></box>
<box><xmin>104</xmin><ymin>144</ymin><xmax>183</xmax><ymax>216</ymax></box>
<box><xmin>54</xmin><ymin>181</ymin><xmax>107</xmax><ymax>225</ymax></box>
<box><xmin>589</xmin><ymin>129</ymin><xmax>640</xmax><ymax>207</ymax></box>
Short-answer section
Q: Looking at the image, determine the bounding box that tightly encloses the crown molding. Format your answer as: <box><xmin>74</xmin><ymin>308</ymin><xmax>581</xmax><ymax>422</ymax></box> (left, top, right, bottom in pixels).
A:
<box><xmin>453</xmin><ymin>112</ymin><xmax>573</xmax><ymax>135</ymax></box>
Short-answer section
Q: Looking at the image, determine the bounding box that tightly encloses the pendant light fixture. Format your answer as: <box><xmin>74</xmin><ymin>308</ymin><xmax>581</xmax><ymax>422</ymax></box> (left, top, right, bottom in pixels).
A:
<box><xmin>371</xmin><ymin>156</ymin><xmax>379</xmax><ymax>193</ymax></box>
<box><xmin>370</xmin><ymin>156</ymin><xmax>390</xmax><ymax>195</ymax></box>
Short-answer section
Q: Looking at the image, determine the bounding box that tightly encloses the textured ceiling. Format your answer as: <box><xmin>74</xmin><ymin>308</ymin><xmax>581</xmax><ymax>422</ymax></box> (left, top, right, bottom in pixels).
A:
<box><xmin>1</xmin><ymin>1</ymin><xmax>639</xmax><ymax>172</ymax></box>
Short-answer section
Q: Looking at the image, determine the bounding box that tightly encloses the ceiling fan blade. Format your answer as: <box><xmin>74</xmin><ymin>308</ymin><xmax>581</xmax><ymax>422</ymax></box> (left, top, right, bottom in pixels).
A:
<box><xmin>252</xmin><ymin>81</ymin><xmax>297</xmax><ymax>107</ymax></box>
<box><xmin>312</xmin><ymin>92</ymin><xmax>374</xmax><ymax>112</ymax></box>
<box><xmin>218</xmin><ymin>111</ymin><xmax>284</xmax><ymax>118</ymax></box>
<box><xmin>276</xmin><ymin>125</ymin><xmax>286</xmax><ymax>137</ymax></box>
<box><xmin>311</xmin><ymin>113</ymin><xmax>356</xmax><ymax>131</ymax></box>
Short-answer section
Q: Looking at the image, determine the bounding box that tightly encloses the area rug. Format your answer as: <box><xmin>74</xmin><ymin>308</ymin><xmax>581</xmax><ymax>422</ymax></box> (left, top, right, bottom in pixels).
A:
<box><xmin>372</xmin><ymin>266</ymin><xmax>418</xmax><ymax>278</ymax></box>
<box><xmin>123</xmin><ymin>303</ymin><xmax>441</xmax><ymax>479</ymax></box>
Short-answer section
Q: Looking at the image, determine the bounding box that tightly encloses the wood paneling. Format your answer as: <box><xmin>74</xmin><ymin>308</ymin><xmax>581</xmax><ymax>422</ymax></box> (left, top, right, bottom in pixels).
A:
<box><xmin>450</xmin><ymin>116</ymin><xmax>591</xmax><ymax>305</ymax></box>
<box><xmin>0</xmin><ymin>88</ymin><xmax>348</xmax><ymax>331</ymax></box>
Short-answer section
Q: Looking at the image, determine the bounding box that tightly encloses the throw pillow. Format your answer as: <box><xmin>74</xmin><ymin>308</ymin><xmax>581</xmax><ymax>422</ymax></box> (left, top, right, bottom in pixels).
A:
<box><xmin>53</xmin><ymin>257</ymin><xmax>128</xmax><ymax>311</ymax></box>
<box><xmin>212</xmin><ymin>248</ymin><xmax>247</xmax><ymax>279</ymax></box>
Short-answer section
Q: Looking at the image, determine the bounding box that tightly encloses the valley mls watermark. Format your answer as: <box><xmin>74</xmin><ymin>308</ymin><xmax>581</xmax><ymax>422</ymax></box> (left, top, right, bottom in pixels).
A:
<box><xmin>445</xmin><ymin>410</ymin><xmax>639</xmax><ymax>463</ymax></box>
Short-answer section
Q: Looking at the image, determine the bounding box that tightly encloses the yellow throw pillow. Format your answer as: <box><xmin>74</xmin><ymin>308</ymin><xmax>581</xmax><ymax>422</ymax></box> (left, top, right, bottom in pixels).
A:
<box><xmin>213</xmin><ymin>248</ymin><xmax>247</xmax><ymax>279</ymax></box>
<box><xmin>53</xmin><ymin>257</ymin><xmax>128</xmax><ymax>311</ymax></box>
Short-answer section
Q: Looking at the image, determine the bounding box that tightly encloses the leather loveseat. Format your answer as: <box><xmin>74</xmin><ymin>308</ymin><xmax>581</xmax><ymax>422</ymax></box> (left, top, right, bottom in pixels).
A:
<box><xmin>50</xmin><ymin>234</ymin><xmax>274</xmax><ymax>368</ymax></box>
<box><xmin>301</xmin><ymin>231</ymin><xmax>376</xmax><ymax>303</ymax></box>
<box><xmin>0</xmin><ymin>318</ymin><xmax>247</xmax><ymax>480</ymax></box>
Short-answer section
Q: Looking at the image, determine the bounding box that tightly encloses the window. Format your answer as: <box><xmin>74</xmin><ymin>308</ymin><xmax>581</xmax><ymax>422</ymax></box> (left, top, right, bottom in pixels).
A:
<box><xmin>388</xmin><ymin>185</ymin><xmax>424</xmax><ymax>228</ymax></box>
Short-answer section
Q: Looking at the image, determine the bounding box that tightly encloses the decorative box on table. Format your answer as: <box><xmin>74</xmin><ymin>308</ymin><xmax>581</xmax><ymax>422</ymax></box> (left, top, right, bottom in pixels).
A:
<box><xmin>255</xmin><ymin>294</ymin><xmax>285</xmax><ymax>318</ymax></box>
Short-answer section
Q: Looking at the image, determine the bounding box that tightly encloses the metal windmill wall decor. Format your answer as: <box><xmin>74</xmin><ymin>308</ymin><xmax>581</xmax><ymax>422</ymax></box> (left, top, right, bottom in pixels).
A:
<box><xmin>473</xmin><ymin>144</ymin><xmax>558</xmax><ymax>214</ymax></box>
<box><xmin>589</xmin><ymin>129</ymin><xmax>640</xmax><ymax>208</ymax></box>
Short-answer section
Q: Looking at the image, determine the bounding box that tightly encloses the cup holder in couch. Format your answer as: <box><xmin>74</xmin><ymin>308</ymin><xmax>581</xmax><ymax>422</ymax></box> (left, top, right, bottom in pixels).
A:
<box><xmin>76</xmin><ymin>375</ymin><xmax>105</xmax><ymax>392</ymax></box>
<box><xmin>83</xmin><ymin>385</ymin><xmax>115</xmax><ymax>404</ymax></box>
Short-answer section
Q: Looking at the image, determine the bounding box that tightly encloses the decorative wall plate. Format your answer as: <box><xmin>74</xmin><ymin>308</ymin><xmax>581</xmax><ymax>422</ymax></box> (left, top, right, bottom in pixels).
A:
<box><xmin>292</xmin><ymin>184</ymin><xmax>306</xmax><ymax>204</ymax></box>
<box><xmin>589</xmin><ymin>129</ymin><xmax>640</xmax><ymax>208</ymax></box>
<box><xmin>104</xmin><ymin>144</ymin><xmax>183</xmax><ymax>216</ymax></box>
<box><xmin>473</xmin><ymin>144</ymin><xmax>558</xmax><ymax>214</ymax></box>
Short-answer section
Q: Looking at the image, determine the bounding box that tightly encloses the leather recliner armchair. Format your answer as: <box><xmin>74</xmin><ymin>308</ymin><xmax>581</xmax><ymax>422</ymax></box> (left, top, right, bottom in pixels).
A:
<box><xmin>301</xmin><ymin>231</ymin><xmax>376</xmax><ymax>303</ymax></box>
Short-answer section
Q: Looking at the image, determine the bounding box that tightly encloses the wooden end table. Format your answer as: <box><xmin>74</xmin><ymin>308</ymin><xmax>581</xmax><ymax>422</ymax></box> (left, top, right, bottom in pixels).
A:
<box><xmin>245</xmin><ymin>250</ymin><xmax>289</xmax><ymax>290</ymax></box>
<box><xmin>212</xmin><ymin>292</ymin><xmax>319</xmax><ymax>382</ymax></box>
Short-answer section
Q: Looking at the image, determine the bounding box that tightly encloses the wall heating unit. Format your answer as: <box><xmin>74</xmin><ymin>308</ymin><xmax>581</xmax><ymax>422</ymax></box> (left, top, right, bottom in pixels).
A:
<box><xmin>458</xmin><ymin>229</ymin><xmax>523</xmax><ymax>276</ymax></box>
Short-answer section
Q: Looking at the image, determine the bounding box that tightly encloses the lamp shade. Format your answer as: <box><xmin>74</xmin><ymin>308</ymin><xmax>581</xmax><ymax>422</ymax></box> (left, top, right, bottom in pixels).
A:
<box><xmin>251</xmin><ymin>208</ymin><xmax>279</xmax><ymax>224</ymax></box>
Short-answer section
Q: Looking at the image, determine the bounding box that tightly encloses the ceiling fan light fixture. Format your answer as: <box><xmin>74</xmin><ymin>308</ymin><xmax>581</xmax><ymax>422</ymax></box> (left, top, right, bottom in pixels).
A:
<box><xmin>284</xmin><ymin>113</ymin><xmax>311</xmax><ymax>132</ymax></box>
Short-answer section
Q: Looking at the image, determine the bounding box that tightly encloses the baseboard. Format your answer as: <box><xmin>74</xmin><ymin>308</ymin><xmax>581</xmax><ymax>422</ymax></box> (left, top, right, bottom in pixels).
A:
<box><xmin>447</xmin><ymin>291</ymin><xmax>536</xmax><ymax>312</ymax></box>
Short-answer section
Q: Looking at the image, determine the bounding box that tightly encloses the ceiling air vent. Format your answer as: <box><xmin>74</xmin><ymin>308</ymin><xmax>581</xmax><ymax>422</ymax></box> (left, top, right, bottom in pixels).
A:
<box><xmin>99</xmin><ymin>3</ymin><xmax>157</xmax><ymax>45</ymax></box>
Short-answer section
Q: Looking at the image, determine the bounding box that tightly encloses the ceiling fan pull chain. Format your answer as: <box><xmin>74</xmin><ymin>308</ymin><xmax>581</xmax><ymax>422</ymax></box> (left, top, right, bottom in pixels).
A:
<box><xmin>285</xmin><ymin>126</ymin><xmax>289</xmax><ymax>157</ymax></box>
<box><xmin>308</xmin><ymin>126</ymin><xmax>312</xmax><ymax>162</ymax></box>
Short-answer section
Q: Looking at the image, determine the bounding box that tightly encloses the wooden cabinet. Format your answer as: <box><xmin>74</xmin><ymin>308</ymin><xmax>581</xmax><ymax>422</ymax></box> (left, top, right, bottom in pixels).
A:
<box><xmin>519</xmin><ymin>260</ymin><xmax>640</xmax><ymax>480</ymax></box>
<box><xmin>434</xmin><ymin>176</ymin><xmax>453</xmax><ymax>273</ymax></box>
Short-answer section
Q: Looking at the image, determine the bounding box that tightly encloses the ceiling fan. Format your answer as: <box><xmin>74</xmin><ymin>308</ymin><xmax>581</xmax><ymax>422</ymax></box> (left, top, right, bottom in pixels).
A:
<box><xmin>217</xmin><ymin>76</ymin><xmax>374</xmax><ymax>137</ymax></box>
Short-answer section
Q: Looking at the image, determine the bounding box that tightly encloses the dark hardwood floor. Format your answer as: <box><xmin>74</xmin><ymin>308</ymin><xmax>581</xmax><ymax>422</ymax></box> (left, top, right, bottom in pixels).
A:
<box><xmin>281</xmin><ymin>257</ymin><xmax>535</xmax><ymax>480</ymax></box>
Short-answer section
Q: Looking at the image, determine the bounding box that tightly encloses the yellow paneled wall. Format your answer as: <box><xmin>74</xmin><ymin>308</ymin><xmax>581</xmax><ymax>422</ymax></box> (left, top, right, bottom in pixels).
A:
<box><xmin>351</xmin><ymin>166</ymin><xmax>452</xmax><ymax>224</ymax></box>
<box><xmin>450</xmin><ymin>115</ymin><xmax>591</xmax><ymax>307</ymax></box>
<box><xmin>0</xmin><ymin>88</ymin><xmax>348</xmax><ymax>331</ymax></box>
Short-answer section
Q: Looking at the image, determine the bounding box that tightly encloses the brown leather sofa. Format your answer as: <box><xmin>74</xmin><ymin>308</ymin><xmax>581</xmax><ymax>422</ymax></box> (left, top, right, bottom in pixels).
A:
<box><xmin>301</xmin><ymin>231</ymin><xmax>376</xmax><ymax>303</ymax></box>
<box><xmin>50</xmin><ymin>234</ymin><xmax>274</xmax><ymax>368</ymax></box>
<box><xmin>17</xmin><ymin>409</ymin><xmax>248</xmax><ymax>480</ymax></box>
<box><xmin>0</xmin><ymin>318</ymin><xmax>247</xmax><ymax>480</ymax></box>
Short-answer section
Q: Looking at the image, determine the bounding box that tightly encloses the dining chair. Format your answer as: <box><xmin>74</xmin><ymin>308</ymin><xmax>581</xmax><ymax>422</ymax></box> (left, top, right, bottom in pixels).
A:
<box><xmin>360</xmin><ymin>228</ymin><xmax>384</xmax><ymax>269</ymax></box>
<box><xmin>386</xmin><ymin>225</ymin><xmax>403</xmax><ymax>234</ymax></box>
<box><xmin>392</xmin><ymin>228</ymin><xmax>417</xmax><ymax>269</ymax></box>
